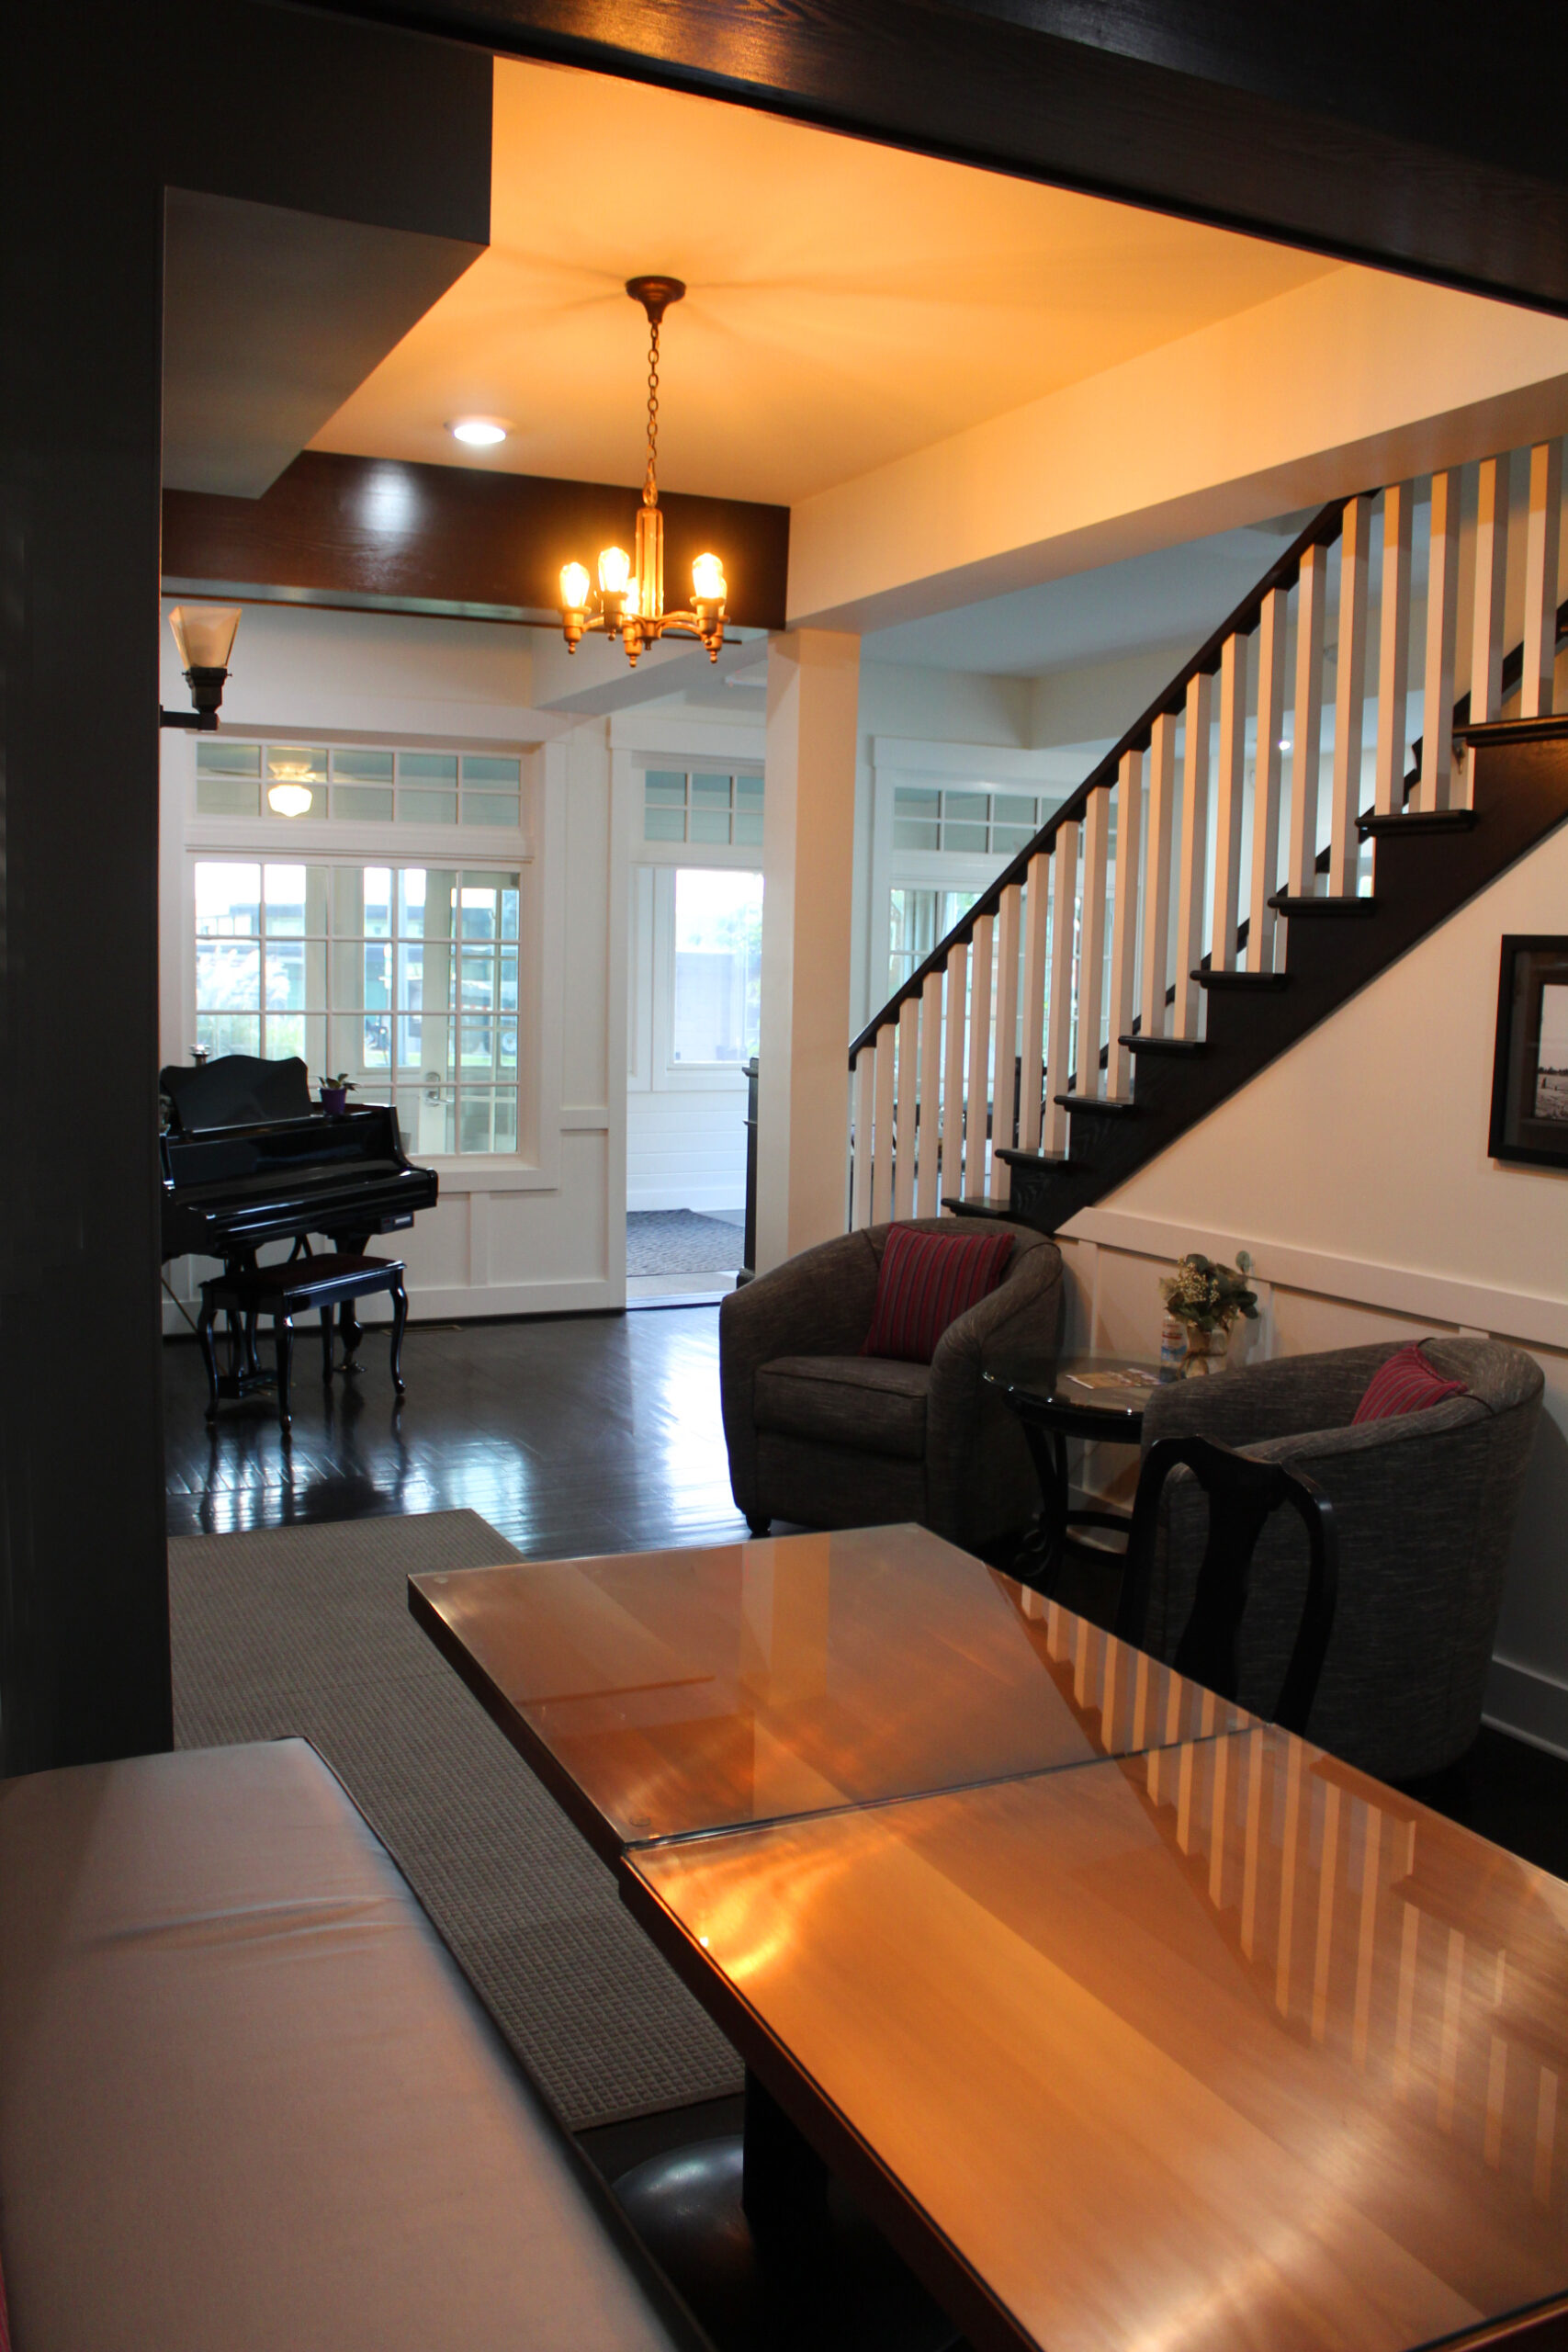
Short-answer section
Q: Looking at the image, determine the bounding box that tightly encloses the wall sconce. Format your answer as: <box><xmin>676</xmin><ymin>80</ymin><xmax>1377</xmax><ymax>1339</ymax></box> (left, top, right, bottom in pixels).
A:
<box><xmin>161</xmin><ymin>604</ymin><xmax>242</xmax><ymax>731</ymax></box>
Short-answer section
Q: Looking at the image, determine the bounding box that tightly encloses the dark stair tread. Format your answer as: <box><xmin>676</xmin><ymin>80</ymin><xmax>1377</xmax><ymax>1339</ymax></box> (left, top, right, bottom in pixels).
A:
<box><xmin>1054</xmin><ymin>1091</ymin><xmax>1139</xmax><ymax>1115</ymax></box>
<box><xmin>1120</xmin><ymin>1033</ymin><xmax>1206</xmax><ymax>1056</ymax></box>
<box><xmin>1268</xmin><ymin>890</ymin><xmax>1378</xmax><ymax>916</ymax></box>
<box><xmin>996</xmin><ymin>1148</ymin><xmax>1073</xmax><ymax>1167</ymax></box>
<box><xmin>942</xmin><ymin>1193</ymin><xmax>1044</xmax><ymax>1218</ymax></box>
<box><xmin>1196</xmin><ymin>968</ymin><xmax>1290</xmax><ymax>991</ymax></box>
<box><xmin>1358</xmin><ymin>808</ymin><xmax>1479</xmax><ymax>839</ymax></box>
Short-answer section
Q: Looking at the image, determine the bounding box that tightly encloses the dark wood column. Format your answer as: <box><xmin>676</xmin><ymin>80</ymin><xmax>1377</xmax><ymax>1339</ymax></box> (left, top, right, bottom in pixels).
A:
<box><xmin>0</xmin><ymin>0</ymin><xmax>490</xmax><ymax>1776</ymax></box>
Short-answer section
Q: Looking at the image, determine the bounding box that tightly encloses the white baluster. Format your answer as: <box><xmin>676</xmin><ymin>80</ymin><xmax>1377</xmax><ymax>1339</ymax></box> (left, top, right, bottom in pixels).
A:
<box><xmin>965</xmin><ymin>912</ymin><xmax>994</xmax><ymax>1202</ymax></box>
<box><xmin>1470</xmin><ymin>454</ymin><xmax>1510</xmax><ymax>730</ymax></box>
<box><xmin>1172</xmin><ymin>671</ymin><xmax>1213</xmax><ymax>1038</ymax></box>
<box><xmin>1075</xmin><ymin>787</ymin><xmax>1111</xmax><ymax>1102</ymax></box>
<box><xmin>1248</xmin><ymin>589</ymin><xmax>1287</xmax><ymax>970</ymax></box>
<box><xmin>941</xmin><ymin>940</ymin><xmax>967</xmax><ymax>1212</ymax></box>
<box><xmin>990</xmin><ymin>882</ymin><xmax>1022</xmax><ymax>1200</ymax></box>
<box><xmin>851</xmin><ymin>1045</ymin><xmax>874</xmax><ymax>1229</ymax></box>
<box><xmin>1521</xmin><ymin>437</ymin><xmax>1563</xmax><ymax>719</ymax></box>
<box><xmin>1138</xmin><ymin>711</ymin><xmax>1178</xmax><ymax>1035</ymax></box>
<box><xmin>1329</xmin><ymin>493</ymin><xmax>1372</xmax><ymax>890</ymax></box>
<box><xmin>1373</xmin><ymin>483</ymin><xmax>1413</xmax><ymax>818</ymax></box>
<box><xmin>1107</xmin><ymin>749</ymin><xmax>1144</xmax><ymax>1094</ymax></box>
<box><xmin>893</xmin><ymin>994</ymin><xmax>919</xmax><ymax>1221</ymax></box>
<box><xmin>915</xmin><ymin>967</ymin><xmax>943</xmax><ymax>1217</ymax></box>
<box><xmin>1287</xmin><ymin>539</ymin><xmax>1328</xmax><ymax>901</ymax></box>
<box><xmin>872</xmin><ymin>1017</ymin><xmax>896</xmax><ymax>1227</ymax></box>
<box><xmin>1043</xmin><ymin>822</ymin><xmax>1079</xmax><ymax>1155</ymax></box>
<box><xmin>1417</xmin><ymin>469</ymin><xmax>1461</xmax><ymax>810</ymax></box>
<box><xmin>1019</xmin><ymin>850</ymin><xmax>1050</xmax><ymax>1154</ymax></box>
<box><xmin>1210</xmin><ymin>633</ymin><xmax>1248</xmax><ymax>964</ymax></box>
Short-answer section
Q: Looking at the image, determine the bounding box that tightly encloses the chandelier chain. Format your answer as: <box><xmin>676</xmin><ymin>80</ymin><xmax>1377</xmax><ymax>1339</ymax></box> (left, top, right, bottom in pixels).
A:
<box><xmin>643</xmin><ymin>319</ymin><xmax>660</xmax><ymax>506</ymax></box>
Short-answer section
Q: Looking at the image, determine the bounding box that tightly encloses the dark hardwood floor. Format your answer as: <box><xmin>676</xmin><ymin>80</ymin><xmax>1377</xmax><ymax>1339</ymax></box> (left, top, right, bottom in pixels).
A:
<box><xmin>164</xmin><ymin>1306</ymin><xmax>1568</xmax><ymax>1879</ymax></box>
<box><xmin>164</xmin><ymin>1305</ymin><xmax>750</xmax><ymax>1558</ymax></box>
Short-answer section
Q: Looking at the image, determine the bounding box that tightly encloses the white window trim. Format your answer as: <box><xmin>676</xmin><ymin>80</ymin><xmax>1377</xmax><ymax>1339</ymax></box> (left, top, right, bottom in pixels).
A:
<box><xmin>171</xmin><ymin>729</ymin><xmax>564</xmax><ymax>1195</ymax></box>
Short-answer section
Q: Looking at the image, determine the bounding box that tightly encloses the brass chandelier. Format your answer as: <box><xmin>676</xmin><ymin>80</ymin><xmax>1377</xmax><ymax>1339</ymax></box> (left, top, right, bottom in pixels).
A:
<box><xmin>558</xmin><ymin>277</ymin><xmax>727</xmax><ymax>668</ymax></box>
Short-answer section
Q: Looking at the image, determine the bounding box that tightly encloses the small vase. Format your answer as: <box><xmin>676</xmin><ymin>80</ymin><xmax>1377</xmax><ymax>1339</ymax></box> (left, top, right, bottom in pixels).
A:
<box><xmin>320</xmin><ymin>1085</ymin><xmax>347</xmax><ymax>1116</ymax></box>
<box><xmin>1181</xmin><ymin>1324</ymin><xmax>1229</xmax><ymax>1377</ymax></box>
<box><xmin>1158</xmin><ymin>1313</ymin><xmax>1187</xmax><ymax>1383</ymax></box>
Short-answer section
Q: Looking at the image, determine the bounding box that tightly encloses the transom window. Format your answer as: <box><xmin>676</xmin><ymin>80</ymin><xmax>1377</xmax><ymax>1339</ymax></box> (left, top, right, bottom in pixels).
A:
<box><xmin>892</xmin><ymin>787</ymin><xmax>1050</xmax><ymax>857</ymax></box>
<box><xmin>644</xmin><ymin>769</ymin><xmax>763</xmax><ymax>847</ymax></box>
<box><xmin>197</xmin><ymin>741</ymin><xmax>522</xmax><ymax>830</ymax></box>
<box><xmin>193</xmin><ymin>860</ymin><xmax>521</xmax><ymax>1156</ymax></box>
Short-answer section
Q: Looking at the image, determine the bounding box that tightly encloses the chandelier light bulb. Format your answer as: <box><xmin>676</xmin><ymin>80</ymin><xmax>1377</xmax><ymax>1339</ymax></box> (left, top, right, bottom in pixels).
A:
<box><xmin>623</xmin><ymin>577</ymin><xmax>641</xmax><ymax>618</ymax></box>
<box><xmin>559</xmin><ymin>561</ymin><xmax>591</xmax><ymax>610</ymax></box>
<box><xmin>692</xmin><ymin>552</ymin><xmax>727</xmax><ymax>602</ymax></box>
<box><xmin>598</xmin><ymin>545</ymin><xmax>632</xmax><ymax>595</ymax></box>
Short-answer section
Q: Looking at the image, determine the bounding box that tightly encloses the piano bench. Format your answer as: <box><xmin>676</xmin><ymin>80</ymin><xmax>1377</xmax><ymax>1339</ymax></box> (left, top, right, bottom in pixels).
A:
<box><xmin>198</xmin><ymin>1252</ymin><xmax>408</xmax><ymax>1431</ymax></box>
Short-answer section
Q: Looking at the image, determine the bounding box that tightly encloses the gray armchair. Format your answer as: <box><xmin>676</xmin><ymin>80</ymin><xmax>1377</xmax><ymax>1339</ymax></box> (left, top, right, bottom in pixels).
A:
<box><xmin>719</xmin><ymin>1217</ymin><xmax>1063</xmax><ymax>1550</ymax></box>
<box><xmin>1137</xmin><ymin>1337</ymin><xmax>1544</xmax><ymax>1781</ymax></box>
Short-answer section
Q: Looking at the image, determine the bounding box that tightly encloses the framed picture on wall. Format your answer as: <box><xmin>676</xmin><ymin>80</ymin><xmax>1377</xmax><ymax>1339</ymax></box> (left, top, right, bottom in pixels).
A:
<box><xmin>1490</xmin><ymin>936</ymin><xmax>1568</xmax><ymax>1169</ymax></box>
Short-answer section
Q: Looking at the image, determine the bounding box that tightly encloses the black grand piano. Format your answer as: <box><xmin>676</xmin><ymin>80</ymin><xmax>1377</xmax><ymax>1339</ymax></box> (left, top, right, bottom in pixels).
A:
<box><xmin>161</xmin><ymin>1053</ymin><xmax>439</xmax><ymax>1274</ymax></box>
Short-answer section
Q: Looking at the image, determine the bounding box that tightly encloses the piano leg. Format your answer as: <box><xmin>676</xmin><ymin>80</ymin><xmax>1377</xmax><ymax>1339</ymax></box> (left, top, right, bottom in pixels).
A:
<box><xmin>321</xmin><ymin>1304</ymin><xmax>335</xmax><ymax>1385</ymax></box>
<box><xmin>198</xmin><ymin>1295</ymin><xmax>220</xmax><ymax>1422</ymax></box>
<box><xmin>275</xmin><ymin>1314</ymin><xmax>294</xmax><ymax>1432</ymax></box>
<box><xmin>389</xmin><ymin>1276</ymin><xmax>408</xmax><ymax>1397</ymax></box>
<box><xmin>333</xmin><ymin>1227</ymin><xmax>372</xmax><ymax>1371</ymax></box>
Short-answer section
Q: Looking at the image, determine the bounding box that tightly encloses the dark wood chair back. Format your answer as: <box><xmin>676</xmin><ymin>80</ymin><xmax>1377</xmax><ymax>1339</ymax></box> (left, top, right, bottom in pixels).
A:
<box><xmin>1114</xmin><ymin>1435</ymin><xmax>1338</xmax><ymax>1736</ymax></box>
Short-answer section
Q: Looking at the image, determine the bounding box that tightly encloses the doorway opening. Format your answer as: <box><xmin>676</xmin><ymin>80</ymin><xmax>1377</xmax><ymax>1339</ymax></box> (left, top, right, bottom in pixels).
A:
<box><xmin>626</xmin><ymin>765</ymin><xmax>762</xmax><ymax>1302</ymax></box>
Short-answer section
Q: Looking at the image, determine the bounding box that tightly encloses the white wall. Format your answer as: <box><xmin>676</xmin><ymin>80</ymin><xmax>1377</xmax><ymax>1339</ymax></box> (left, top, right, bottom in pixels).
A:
<box><xmin>1062</xmin><ymin>818</ymin><xmax>1568</xmax><ymax>1756</ymax></box>
<box><xmin>159</xmin><ymin>598</ymin><xmax>622</xmax><ymax>1324</ymax></box>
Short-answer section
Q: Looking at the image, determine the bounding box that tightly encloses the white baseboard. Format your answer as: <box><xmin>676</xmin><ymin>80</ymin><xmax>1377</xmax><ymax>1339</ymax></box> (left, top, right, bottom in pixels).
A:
<box><xmin>1483</xmin><ymin>1654</ymin><xmax>1568</xmax><ymax>1760</ymax></box>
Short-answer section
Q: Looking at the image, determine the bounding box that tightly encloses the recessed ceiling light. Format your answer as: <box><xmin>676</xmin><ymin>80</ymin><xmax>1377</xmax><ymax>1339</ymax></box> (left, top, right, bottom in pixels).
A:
<box><xmin>448</xmin><ymin>418</ymin><xmax>507</xmax><ymax>447</ymax></box>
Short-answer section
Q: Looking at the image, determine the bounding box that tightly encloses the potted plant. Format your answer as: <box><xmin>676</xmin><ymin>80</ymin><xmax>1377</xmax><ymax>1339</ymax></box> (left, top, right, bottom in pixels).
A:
<box><xmin>1158</xmin><ymin>1250</ymin><xmax>1258</xmax><ymax>1376</ymax></box>
<box><xmin>319</xmin><ymin>1073</ymin><xmax>357</xmax><ymax>1116</ymax></box>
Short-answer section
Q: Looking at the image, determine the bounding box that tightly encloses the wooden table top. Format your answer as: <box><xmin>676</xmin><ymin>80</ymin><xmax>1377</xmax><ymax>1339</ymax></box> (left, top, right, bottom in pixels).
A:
<box><xmin>623</xmin><ymin>1726</ymin><xmax>1568</xmax><ymax>2352</ymax></box>
<box><xmin>408</xmin><ymin>1523</ymin><xmax>1256</xmax><ymax>1863</ymax></box>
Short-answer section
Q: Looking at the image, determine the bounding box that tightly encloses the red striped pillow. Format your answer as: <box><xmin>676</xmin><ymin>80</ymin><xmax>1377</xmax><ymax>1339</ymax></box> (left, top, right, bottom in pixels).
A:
<box><xmin>861</xmin><ymin>1225</ymin><xmax>1015</xmax><ymax>1364</ymax></box>
<box><xmin>1352</xmin><ymin>1342</ymin><xmax>1469</xmax><ymax>1424</ymax></box>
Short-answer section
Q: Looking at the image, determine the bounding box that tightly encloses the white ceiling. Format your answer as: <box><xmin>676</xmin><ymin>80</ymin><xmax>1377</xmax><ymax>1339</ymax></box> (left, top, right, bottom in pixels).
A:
<box><xmin>310</xmin><ymin>56</ymin><xmax>1337</xmax><ymax>509</ymax></box>
<box><xmin>863</xmin><ymin>514</ymin><xmax>1320</xmax><ymax>676</ymax></box>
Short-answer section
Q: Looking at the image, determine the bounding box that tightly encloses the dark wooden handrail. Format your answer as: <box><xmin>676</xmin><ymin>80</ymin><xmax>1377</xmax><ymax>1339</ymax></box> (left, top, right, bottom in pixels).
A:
<box><xmin>848</xmin><ymin>495</ymin><xmax>1351</xmax><ymax>1063</ymax></box>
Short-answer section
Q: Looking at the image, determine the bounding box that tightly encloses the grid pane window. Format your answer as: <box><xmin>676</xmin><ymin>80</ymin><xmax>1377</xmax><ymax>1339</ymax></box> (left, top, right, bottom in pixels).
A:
<box><xmin>193</xmin><ymin>859</ymin><xmax>521</xmax><ymax>1154</ymax></box>
<box><xmin>643</xmin><ymin>769</ymin><xmax>764</xmax><ymax>845</ymax></box>
<box><xmin>888</xmin><ymin>888</ymin><xmax>980</xmax><ymax>994</ymax></box>
<box><xmin>196</xmin><ymin>741</ymin><xmax>522</xmax><ymax>829</ymax></box>
<box><xmin>892</xmin><ymin>786</ymin><xmax>1050</xmax><ymax>856</ymax></box>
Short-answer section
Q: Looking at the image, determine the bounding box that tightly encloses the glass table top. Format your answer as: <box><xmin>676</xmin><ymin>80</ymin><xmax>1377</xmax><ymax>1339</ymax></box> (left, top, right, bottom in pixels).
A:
<box><xmin>625</xmin><ymin>1726</ymin><xmax>1568</xmax><ymax>2352</ymax></box>
<box><xmin>409</xmin><ymin>1523</ymin><xmax>1256</xmax><ymax>1860</ymax></box>
<box><xmin>983</xmin><ymin>1351</ymin><xmax>1165</xmax><ymax>1426</ymax></box>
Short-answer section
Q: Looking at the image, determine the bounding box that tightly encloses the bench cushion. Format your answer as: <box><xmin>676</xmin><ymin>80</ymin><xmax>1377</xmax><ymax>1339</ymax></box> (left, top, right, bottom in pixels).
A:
<box><xmin>0</xmin><ymin>1740</ymin><xmax>695</xmax><ymax>2352</ymax></box>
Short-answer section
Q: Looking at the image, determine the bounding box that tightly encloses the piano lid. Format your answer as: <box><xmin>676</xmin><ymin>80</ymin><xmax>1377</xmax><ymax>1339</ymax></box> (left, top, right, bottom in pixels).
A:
<box><xmin>162</xmin><ymin>1054</ymin><xmax>313</xmax><ymax>1134</ymax></box>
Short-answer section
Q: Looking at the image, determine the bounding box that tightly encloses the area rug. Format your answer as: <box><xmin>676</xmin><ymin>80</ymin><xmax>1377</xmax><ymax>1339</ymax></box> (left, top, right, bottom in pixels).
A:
<box><xmin>626</xmin><ymin>1207</ymin><xmax>744</xmax><ymax>1276</ymax></box>
<box><xmin>169</xmin><ymin>1509</ymin><xmax>742</xmax><ymax>2128</ymax></box>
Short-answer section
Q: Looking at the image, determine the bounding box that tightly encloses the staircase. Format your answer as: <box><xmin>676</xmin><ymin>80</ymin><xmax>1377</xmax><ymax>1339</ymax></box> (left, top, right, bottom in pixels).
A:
<box><xmin>847</xmin><ymin>439</ymin><xmax>1568</xmax><ymax>1235</ymax></box>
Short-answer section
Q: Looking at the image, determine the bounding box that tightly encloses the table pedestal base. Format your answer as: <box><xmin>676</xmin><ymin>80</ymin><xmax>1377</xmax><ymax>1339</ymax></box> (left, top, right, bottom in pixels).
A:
<box><xmin>615</xmin><ymin>2077</ymin><xmax>963</xmax><ymax>2352</ymax></box>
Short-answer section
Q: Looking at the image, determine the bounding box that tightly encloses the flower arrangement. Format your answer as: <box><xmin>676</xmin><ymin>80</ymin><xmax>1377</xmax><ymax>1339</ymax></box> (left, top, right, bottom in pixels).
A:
<box><xmin>1160</xmin><ymin>1250</ymin><xmax>1258</xmax><ymax>1335</ymax></box>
